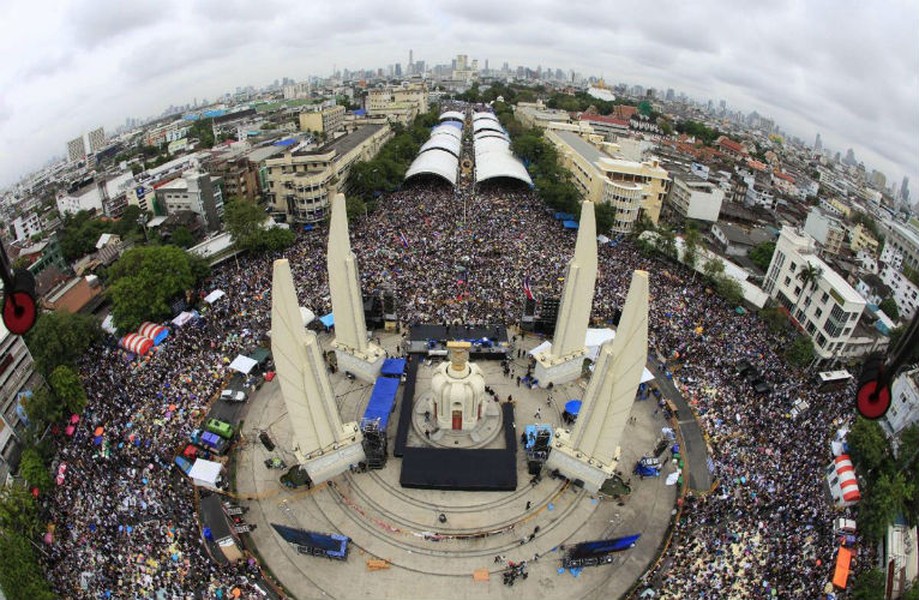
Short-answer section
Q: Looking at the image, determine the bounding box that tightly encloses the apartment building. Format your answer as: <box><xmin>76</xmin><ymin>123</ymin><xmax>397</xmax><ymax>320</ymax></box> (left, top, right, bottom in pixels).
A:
<box><xmin>0</xmin><ymin>322</ymin><xmax>42</xmax><ymax>484</ymax></box>
<box><xmin>265</xmin><ymin>124</ymin><xmax>392</xmax><ymax>224</ymax></box>
<box><xmin>848</xmin><ymin>223</ymin><xmax>880</xmax><ymax>254</ymax></box>
<box><xmin>803</xmin><ymin>207</ymin><xmax>846</xmax><ymax>256</ymax></box>
<box><xmin>764</xmin><ymin>226</ymin><xmax>867</xmax><ymax>362</ymax></box>
<box><xmin>666</xmin><ymin>171</ymin><xmax>725</xmax><ymax>223</ymax></box>
<box><xmin>366</xmin><ymin>83</ymin><xmax>429</xmax><ymax>126</ymax></box>
<box><xmin>882</xmin><ymin>220</ymin><xmax>919</xmax><ymax>272</ymax></box>
<box><xmin>880</xmin><ymin>367</ymin><xmax>919</xmax><ymax>454</ymax></box>
<box><xmin>299</xmin><ymin>105</ymin><xmax>346</xmax><ymax>136</ymax></box>
<box><xmin>879</xmin><ymin>263</ymin><xmax>919</xmax><ymax>320</ymax></box>
<box><xmin>546</xmin><ymin>129</ymin><xmax>670</xmax><ymax>231</ymax></box>
<box><xmin>154</xmin><ymin>170</ymin><xmax>224</xmax><ymax>232</ymax></box>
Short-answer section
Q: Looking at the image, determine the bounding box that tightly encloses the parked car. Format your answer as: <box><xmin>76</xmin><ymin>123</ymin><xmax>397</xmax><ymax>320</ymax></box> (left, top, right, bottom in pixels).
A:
<box><xmin>205</xmin><ymin>418</ymin><xmax>235</xmax><ymax>440</ymax></box>
<box><xmin>221</xmin><ymin>389</ymin><xmax>247</xmax><ymax>403</ymax></box>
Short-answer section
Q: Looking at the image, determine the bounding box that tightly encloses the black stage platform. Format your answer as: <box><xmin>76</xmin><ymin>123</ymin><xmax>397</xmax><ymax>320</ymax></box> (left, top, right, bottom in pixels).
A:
<box><xmin>393</xmin><ymin>356</ymin><xmax>419</xmax><ymax>458</ymax></box>
<box><xmin>399</xmin><ymin>403</ymin><xmax>518</xmax><ymax>492</ymax></box>
<box><xmin>406</xmin><ymin>324</ymin><xmax>510</xmax><ymax>359</ymax></box>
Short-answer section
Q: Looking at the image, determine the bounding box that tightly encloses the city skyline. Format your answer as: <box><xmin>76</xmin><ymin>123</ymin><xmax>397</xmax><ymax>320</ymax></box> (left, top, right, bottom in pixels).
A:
<box><xmin>1</xmin><ymin>0</ymin><xmax>917</xmax><ymax>192</ymax></box>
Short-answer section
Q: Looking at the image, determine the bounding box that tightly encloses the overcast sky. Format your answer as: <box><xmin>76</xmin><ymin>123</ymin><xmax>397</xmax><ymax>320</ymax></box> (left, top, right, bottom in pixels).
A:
<box><xmin>1</xmin><ymin>0</ymin><xmax>917</xmax><ymax>196</ymax></box>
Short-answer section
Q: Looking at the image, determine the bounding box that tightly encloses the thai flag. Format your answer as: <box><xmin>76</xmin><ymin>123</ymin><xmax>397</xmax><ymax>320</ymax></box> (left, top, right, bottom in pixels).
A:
<box><xmin>399</xmin><ymin>231</ymin><xmax>409</xmax><ymax>248</ymax></box>
<box><xmin>523</xmin><ymin>276</ymin><xmax>535</xmax><ymax>301</ymax></box>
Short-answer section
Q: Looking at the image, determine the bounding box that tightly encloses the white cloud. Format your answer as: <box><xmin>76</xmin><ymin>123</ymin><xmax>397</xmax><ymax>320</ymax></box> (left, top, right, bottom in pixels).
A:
<box><xmin>0</xmin><ymin>0</ymin><xmax>916</xmax><ymax>192</ymax></box>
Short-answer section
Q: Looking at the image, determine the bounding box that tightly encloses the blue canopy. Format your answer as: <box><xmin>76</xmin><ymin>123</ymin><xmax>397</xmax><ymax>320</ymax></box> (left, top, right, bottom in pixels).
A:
<box><xmin>563</xmin><ymin>220</ymin><xmax>579</xmax><ymax>230</ymax></box>
<box><xmin>273</xmin><ymin>138</ymin><xmax>297</xmax><ymax>147</ymax></box>
<box><xmin>303</xmin><ymin>224</ymin><xmax>315</xmax><ymax>231</ymax></box>
<box><xmin>319</xmin><ymin>313</ymin><xmax>334</xmax><ymax>328</ymax></box>
<box><xmin>362</xmin><ymin>377</ymin><xmax>399</xmax><ymax>430</ymax></box>
<box><xmin>554</xmin><ymin>212</ymin><xmax>575</xmax><ymax>221</ymax></box>
<box><xmin>381</xmin><ymin>358</ymin><xmax>406</xmax><ymax>377</ymax></box>
<box><xmin>564</xmin><ymin>400</ymin><xmax>582</xmax><ymax>416</ymax></box>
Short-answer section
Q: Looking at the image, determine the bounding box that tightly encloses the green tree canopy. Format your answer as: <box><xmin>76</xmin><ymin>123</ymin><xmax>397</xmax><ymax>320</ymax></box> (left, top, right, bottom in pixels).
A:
<box><xmin>49</xmin><ymin>365</ymin><xmax>88</xmax><ymax>416</ymax></box>
<box><xmin>849</xmin><ymin>569</ymin><xmax>887</xmax><ymax>600</ymax></box>
<box><xmin>0</xmin><ymin>483</ymin><xmax>41</xmax><ymax>539</ymax></box>
<box><xmin>702</xmin><ymin>256</ymin><xmax>725</xmax><ymax>279</ymax></box>
<box><xmin>16</xmin><ymin>448</ymin><xmax>51</xmax><ymax>493</ymax></box>
<box><xmin>848</xmin><ymin>416</ymin><xmax>891</xmax><ymax>479</ymax></box>
<box><xmin>224</xmin><ymin>200</ymin><xmax>295</xmax><ymax>253</ymax></box>
<box><xmin>107</xmin><ymin>245</ymin><xmax>200</xmax><ymax>331</ymax></box>
<box><xmin>879</xmin><ymin>297</ymin><xmax>900</xmax><ymax>321</ymax></box>
<box><xmin>783</xmin><ymin>335</ymin><xmax>814</xmax><ymax>368</ymax></box>
<box><xmin>25</xmin><ymin>311</ymin><xmax>102</xmax><ymax>378</ymax></box>
<box><xmin>0</xmin><ymin>532</ymin><xmax>55</xmax><ymax>600</ymax></box>
<box><xmin>170</xmin><ymin>226</ymin><xmax>196</xmax><ymax>249</ymax></box>
<box><xmin>749</xmin><ymin>241</ymin><xmax>776</xmax><ymax>271</ymax></box>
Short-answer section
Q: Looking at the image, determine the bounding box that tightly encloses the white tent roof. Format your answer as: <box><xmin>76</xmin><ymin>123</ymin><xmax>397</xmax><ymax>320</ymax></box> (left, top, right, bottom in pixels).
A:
<box><xmin>431</xmin><ymin>124</ymin><xmax>462</xmax><ymax>140</ymax></box>
<box><xmin>440</xmin><ymin>110</ymin><xmax>465</xmax><ymax>122</ymax></box>
<box><xmin>419</xmin><ymin>135</ymin><xmax>461</xmax><ymax>157</ymax></box>
<box><xmin>474</xmin><ymin>136</ymin><xmax>511</xmax><ymax>156</ymax></box>
<box><xmin>203</xmin><ymin>289</ymin><xmax>226</xmax><ymax>304</ymax></box>
<box><xmin>405</xmin><ymin>149</ymin><xmax>459</xmax><ymax>185</ymax></box>
<box><xmin>229</xmin><ymin>354</ymin><xmax>258</xmax><ymax>374</ymax></box>
<box><xmin>473</xmin><ymin>112</ymin><xmax>501</xmax><ymax>123</ymax></box>
<box><xmin>188</xmin><ymin>458</ymin><xmax>222</xmax><ymax>488</ymax></box>
<box><xmin>473</xmin><ymin>120</ymin><xmax>505</xmax><ymax>135</ymax></box>
<box><xmin>529</xmin><ymin>330</ymin><xmax>654</xmax><ymax>383</ymax></box>
<box><xmin>475</xmin><ymin>152</ymin><xmax>533</xmax><ymax>185</ymax></box>
<box><xmin>172</xmin><ymin>311</ymin><xmax>198</xmax><ymax>327</ymax></box>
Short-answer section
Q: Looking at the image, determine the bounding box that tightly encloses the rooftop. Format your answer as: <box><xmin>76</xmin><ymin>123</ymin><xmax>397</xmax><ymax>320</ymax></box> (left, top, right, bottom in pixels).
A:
<box><xmin>294</xmin><ymin>124</ymin><xmax>385</xmax><ymax>158</ymax></box>
<box><xmin>553</xmin><ymin>130</ymin><xmax>606</xmax><ymax>165</ymax></box>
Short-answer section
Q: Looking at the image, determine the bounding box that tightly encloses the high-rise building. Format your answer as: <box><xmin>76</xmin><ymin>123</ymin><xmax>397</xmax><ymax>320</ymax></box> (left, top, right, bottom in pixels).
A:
<box><xmin>88</xmin><ymin>127</ymin><xmax>106</xmax><ymax>153</ymax></box>
<box><xmin>900</xmin><ymin>176</ymin><xmax>910</xmax><ymax>204</ymax></box>
<box><xmin>814</xmin><ymin>133</ymin><xmax>822</xmax><ymax>151</ymax></box>
<box><xmin>67</xmin><ymin>136</ymin><xmax>87</xmax><ymax>162</ymax></box>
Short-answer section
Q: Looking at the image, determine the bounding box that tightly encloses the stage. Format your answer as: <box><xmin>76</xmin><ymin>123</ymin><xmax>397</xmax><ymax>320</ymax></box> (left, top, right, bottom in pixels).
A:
<box><xmin>399</xmin><ymin>403</ymin><xmax>518</xmax><ymax>492</ymax></box>
<box><xmin>406</xmin><ymin>324</ymin><xmax>510</xmax><ymax>359</ymax></box>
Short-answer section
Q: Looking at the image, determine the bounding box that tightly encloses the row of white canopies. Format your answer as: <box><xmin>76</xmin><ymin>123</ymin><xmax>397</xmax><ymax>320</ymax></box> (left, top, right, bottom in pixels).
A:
<box><xmin>403</xmin><ymin>110</ymin><xmax>533</xmax><ymax>187</ymax></box>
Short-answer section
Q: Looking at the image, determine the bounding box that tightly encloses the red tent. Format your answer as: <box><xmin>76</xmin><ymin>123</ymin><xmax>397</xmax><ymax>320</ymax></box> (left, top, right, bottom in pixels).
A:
<box><xmin>137</xmin><ymin>322</ymin><xmax>169</xmax><ymax>345</ymax></box>
<box><xmin>119</xmin><ymin>334</ymin><xmax>154</xmax><ymax>356</ymax></box>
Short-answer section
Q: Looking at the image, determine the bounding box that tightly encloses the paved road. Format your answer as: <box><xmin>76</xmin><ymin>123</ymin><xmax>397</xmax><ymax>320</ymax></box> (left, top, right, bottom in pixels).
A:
<box><xmin>647</xmin><ymin>362</ymin><xmax>713</xmax><ymax>493</ymax></box>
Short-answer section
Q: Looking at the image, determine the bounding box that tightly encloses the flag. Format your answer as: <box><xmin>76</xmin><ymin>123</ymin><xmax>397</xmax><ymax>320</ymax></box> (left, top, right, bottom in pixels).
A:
<box><xmin>399</xmin><ymin>231</ymin><xmax>409</xmax><ymax>248</ymax></box>
<box><xmin>523</xmin><ymin>276</ymin><xmax>535</xmax><ymax>301</ymax></box>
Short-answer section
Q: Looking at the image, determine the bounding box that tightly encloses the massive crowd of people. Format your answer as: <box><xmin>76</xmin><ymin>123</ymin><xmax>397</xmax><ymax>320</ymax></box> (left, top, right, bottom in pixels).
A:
<box><xmin>38</xmin><ymin>111</ymin><xmax>858</xmax><ymax>598</ymax></box>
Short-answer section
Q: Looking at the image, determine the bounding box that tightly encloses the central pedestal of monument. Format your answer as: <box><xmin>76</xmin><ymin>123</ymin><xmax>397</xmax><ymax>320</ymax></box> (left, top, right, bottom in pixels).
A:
<box><xmin>533</xmin><ymin>347</ymin><xmax>587</xmax><ymax>388</ymax></box>
<box><xmin>299</xmin><ymin>426</ymin><xmax>366</xmax><ymax>485</ymax></box>
<box><xmin>334</xmin><ymin>343</ymin><xmax>385</xmax><ymax>383</ymax></box>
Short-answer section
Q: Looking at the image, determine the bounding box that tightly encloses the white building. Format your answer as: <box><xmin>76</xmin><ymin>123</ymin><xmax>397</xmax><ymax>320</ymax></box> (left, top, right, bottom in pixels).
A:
<box><xmin>154</xmin><ymin>170</ymin><xmax>224</xmax><ymax>232</ymax></box>
<box><xmin>12</xmin><ymin>213</ymin><xmax>42</xmax><ymax>242</ymax></box>
<box><xmin>880</xmin><ymin>367</ymin><xmax>919</xmax><ymax>455</ymax></box>
<box><xmin>879</xmin><ymin>264</ymin><xmax>919</xmax><ymax>320</ymax></box>
<box><xmin>803</xmin><ymin>207</ymin><xmax>845</xmax><ymax>255</ymax></box>
<box><xmin>88</xmin><ymin>127</ymin><xmax>106</xmax><ymax>153</ymax></box>
<box><xmin>56</xmin><ymin>171</ymin><xmax>135</xmax><ymax>218</ymax></box>
<box><xmin>882</xmin><ymin>220</ymin><xmax>919</xmax><ymax>272</ymax></box>
<box><xmin>667</xmin><ymin>172</ymin><xmax>725</xmax><ymax>222</ymax></box>
<box><xmin>880</xmin><ymin>245</ymin><xmax>904</xmax><ymax>272</ymax></box>
<box><xmin>764</xmin><ymin>226</ymin><xmax>867</xmax><ymax>362</ymax></box>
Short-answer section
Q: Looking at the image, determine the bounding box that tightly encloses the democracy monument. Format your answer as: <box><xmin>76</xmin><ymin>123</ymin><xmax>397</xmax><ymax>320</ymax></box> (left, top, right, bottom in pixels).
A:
<box><xmin>235</xmin><ymin>106</ymin><xmax>681</xmax><ymax>600</ymax></box>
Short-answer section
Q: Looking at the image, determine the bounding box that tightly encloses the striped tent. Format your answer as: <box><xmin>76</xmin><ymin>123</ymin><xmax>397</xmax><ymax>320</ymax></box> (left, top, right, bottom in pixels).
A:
<box><xmin>138</xmin><ymin>322</ymin><xmax>169</xmax><ymax>345</ymax></box>
<box><xmin>119</xmin><ymin>333</ymin><xmax>154</xmax><ymax>356</ymax></box>
<box><xmin>826</xmin><ymin>455</ymin><xmax>861</xmax><ymax>507</ymax></box>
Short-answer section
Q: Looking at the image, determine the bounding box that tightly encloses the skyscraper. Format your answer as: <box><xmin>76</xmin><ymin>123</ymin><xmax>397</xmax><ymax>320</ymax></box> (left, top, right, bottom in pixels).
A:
<box><xmin>814</xmin><ymin>133</ymin><xmax>823</xmax><ymax>152</ymax></box>
<box><xmin>900</xmin><ymin>176</ymin><xmax>911</xmax><ymax>204</ymax></box>
<box><xmin>88</xmin><ymin>127</ymin><xmax>106</xmax><ymax>153</ymax></box>
<box><xmin>67</xmin><ymin>136</ymin><xmax>86</xmax><ymax>163</ymax></box>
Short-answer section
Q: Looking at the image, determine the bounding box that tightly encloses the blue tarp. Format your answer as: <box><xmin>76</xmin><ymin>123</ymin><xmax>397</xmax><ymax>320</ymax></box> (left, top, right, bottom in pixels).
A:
<box><xmin>381</xmin><ymin>358</ymin><xmax>406</xmax><ymax>377</ymax></box>
<box><xmin>352</xmin><ymin>109</ymin><xmax>367</xmax><ymax>116</ymax></box>
<box><xmin>565</xmin><ymin>400</ymin><xmax>582</xmax><ymax>416</ymax></box>
<box><xmin>362</xmin><ymin>377</ymin><xmax>400</xmax><ymax>430</ymax></box>
<box><xmin>271</xmin><ymin>523</ymin><xmax>349</xmax><ymax>558</ymax></box>
<box><xmin>319</xmin><ymin>313</ymin><xmax>334</xmax><ymax>328</ymax></box>
<box><xmin>441</xmin><ymin>121</ymin><xmax>463</xmax><ymax>129</ymax></box>
<box><xmin>273</xmin><ymin>138</ymin><xmax>297</xmax><ymax>147</ymax></box>
<box><xmin>554</xmin><ymin>212</ymin><xmax>575</xmax><ymax>221</ymax></box>
<box><xmin>303</xmin><ymin>224</ymin><xmax>315</xmax><ymax>231</ymax></box>
<box><xmin>563</xmin><ymin>220</ymin><xmax>579</xmax><ymax>230</ymax></box>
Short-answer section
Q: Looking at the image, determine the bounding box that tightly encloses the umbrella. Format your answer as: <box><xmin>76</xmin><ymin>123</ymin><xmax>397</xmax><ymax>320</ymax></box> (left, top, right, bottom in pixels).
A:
<box><xmin>65</xmin><ymin>425</ymin><xmax>75</xmax><ymax>436</ymax></box>
<box><xmin>70</xmin><ymin>414</ymin><xmax>80</xmax><ymax>424</ymax></box>
<box><xmin>94</xmin><ymin>427</ymin><xmax>104</xmax><ymax>436</ymax></box>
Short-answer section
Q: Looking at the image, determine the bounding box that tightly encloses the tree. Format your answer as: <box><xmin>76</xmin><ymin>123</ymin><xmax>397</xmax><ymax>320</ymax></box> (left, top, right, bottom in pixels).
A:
<box><xmin>860</xmin><ymin>471</ymin><xmax>915</xmax><ymax>541</ymax></box>
<box><xmin>879</xmin><ymin>297</ymin><xmax>900</xmax><ymax>321</ymax></box>
<box><xmin>682</xmin><ymin>227</ymin><xmax>701</xmax><ymax>274</ymax></box>
<box><xmin>784</xmin><ymin>335</ymin><xmax>815</xmax><ymax>368</ymax></box>
<box><xmin>703</xmin><ymin>256</ymin><xmax>726</xmax><ymax>280</ymax></box>
<box><xmin>848</xmin><ymin>416</ymin><xmax>891</xmax><ymax>480</ymax></box>
<box><xmin>16</xmin><ymin>448</ymin><xmax>51</xmax><ymax>493</ymax></box>
<box><xmin>22</xmin><ymin>386</ymin><xmax>61</xmax><ymax>429</ymax></box>
<box><xmin>760</xmin><ymin>305</ymin><xmax>788</xmax><ymax>333</ymax></box>
<box><xmin>49</xmin><ymin>365</ymin><xmax>87</xmax><ymax>416</ymax></box>
<box><xmin>713</xmin><ymin>275</ymin><xmax>745</xmax><ymax>306</ymax></box>
<box><xmin>170</xmin><ymin>226</ymin><xmax>196</xmax><ymax>249</ymax></box>
<box><xmin>224</xmin><ymin>200</ymin><xmax>294</xmax><ymax>254</ymax></box>
<box><xmin>0</xmin><ymin>532</ymin><xmax>56</xmax><ymax>600</ymax></box>
<box><xmin>107</xmin><ymin>245</ymin><xmax>199</xmax><ymax>331</ymax></box>
<box><xmin>749</xmin><ymin>241</ymin><xmax>776</xmax><ymax>271</ymax></box>
<box><xmin>594</xmin><ymin>203</ymin><xmax>616</xmax><ymax>234</ymax></box>
<box><xmin>794</xmin><ymin>263</ymin><xmax>822</xmax><ymax>319</ymax></box>
<box><xmin>0</xmin><ymin>483</ymin><xmax>41</xmax><ymax>538</ymax></box>
<box><xmin>189</xmin><ymin>118</ymin><xmax>215</xmax><ymax>148</ymax></box>
<box><xmin>25</xmin><ymin>311</ymin><xmax>102</xmax><ymax>378</ymax></box>
<box><xmin>849</xmin><ymin>569</ymin><xmax>887</xmax><ymax>600</ymax></box>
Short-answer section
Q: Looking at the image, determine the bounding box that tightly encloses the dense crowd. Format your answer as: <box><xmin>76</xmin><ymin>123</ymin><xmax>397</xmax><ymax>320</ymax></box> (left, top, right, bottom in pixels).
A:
<box><xmin>39</xmin><ymin>115</ymin><xmax>856</xmax><ymax>597</ymax></box>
